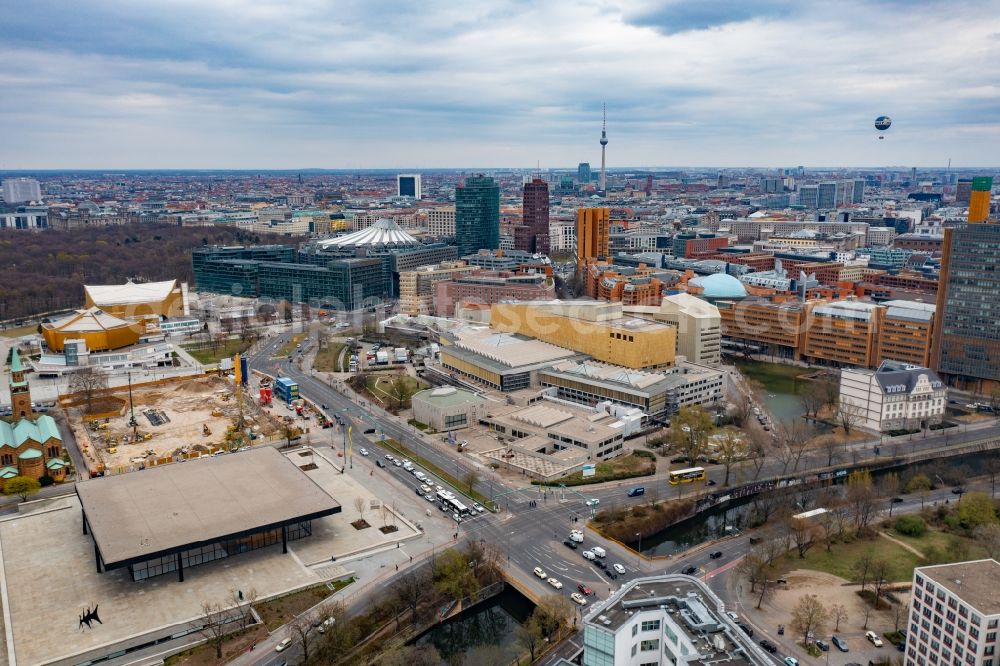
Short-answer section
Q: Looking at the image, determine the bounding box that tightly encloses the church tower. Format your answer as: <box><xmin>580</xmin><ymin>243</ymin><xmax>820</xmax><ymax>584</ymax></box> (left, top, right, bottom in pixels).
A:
<box><xmin>8</xmin><ymin>349</ymin><xmax>32</xmax><ymax>420</ymax></box>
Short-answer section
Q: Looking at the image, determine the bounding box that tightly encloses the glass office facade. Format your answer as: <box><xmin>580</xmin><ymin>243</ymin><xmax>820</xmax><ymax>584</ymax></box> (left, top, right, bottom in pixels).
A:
<box><xmin>936</xmin><ymin>223</ymin><xmax>1000</xmax><ymax>385</ymax></box>
<box><xmin>455</xmin><ymin>175</ymin><xmax>500</xmax><ymax>256</ymax></box>
<box><xmin>129</xmin><ymin>520</ymin><xmax>313</xmax><ymax>581</ymax></box>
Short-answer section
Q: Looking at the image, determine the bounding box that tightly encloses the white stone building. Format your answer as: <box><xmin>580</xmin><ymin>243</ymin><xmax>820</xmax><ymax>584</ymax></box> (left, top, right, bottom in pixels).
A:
<box><xmin>839</xmin><ymin>360</ymin><xmax>947</xmax><ymax>432</ymax></box>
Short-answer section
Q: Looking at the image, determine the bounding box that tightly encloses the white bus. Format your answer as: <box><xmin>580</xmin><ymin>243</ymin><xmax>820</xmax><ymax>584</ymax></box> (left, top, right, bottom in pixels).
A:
<box><xmin>446</xmin><ymin>497</ymin><xmax>470</xmax><ymax>515</ymax></box>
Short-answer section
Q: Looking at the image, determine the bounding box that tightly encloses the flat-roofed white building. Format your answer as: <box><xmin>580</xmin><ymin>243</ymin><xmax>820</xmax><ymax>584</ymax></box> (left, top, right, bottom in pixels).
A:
<box><xmin>906</xmin><ymin>559</ymin><xmax>1000</xmax><ymax>666</ymax></box>
<box><xmin>840</xmin><ymin>360</ymin><xmax>947</xmax><ymax>432</ymax></box>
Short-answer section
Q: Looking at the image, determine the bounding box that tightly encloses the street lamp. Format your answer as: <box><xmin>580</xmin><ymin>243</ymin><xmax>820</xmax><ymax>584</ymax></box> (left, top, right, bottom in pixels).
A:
<box><xmin>635</xmin><ymin>532</ymin><xmax>642</xmax><ymax>570</ymax></box>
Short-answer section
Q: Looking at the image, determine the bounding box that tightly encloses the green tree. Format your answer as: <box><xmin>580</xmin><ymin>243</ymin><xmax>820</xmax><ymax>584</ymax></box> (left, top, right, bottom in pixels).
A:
<box><xmin>957</xmin><ymin>492</ymin><xmax>999</xmax><ymax>530</ymax></box>
<box><xmin>533</xmin><ymin>593</ymin><xmax>572</xmax><ymax>638</ymax></box>
<box><xmin>895</xmin><ymin>515</ymin><xmax>926</xmax><ymax>537</ymax></box>
<box><xmin>3</xmin><ymin>476</ymin><xmax>41</xmax><ymax>502</ymax></box>
<box><xmin>432</xmin><ymin>549</ymin><xmax>479</xmax><ymax>601</ymax></box>
<box><xmin>669</xmin><ymin>405</ymin><xmax>713</xmax><ymax>465</ymax></box>
<box><xmin>905</xmin><ymin>473</ymin><xmax>934</xmax><ymax>509</ymax></box>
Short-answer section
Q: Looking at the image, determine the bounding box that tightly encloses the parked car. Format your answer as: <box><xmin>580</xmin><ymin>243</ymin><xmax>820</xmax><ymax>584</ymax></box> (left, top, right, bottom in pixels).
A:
<box><xmin>759</xmin><ymin>640</ymin><xmax>778</xmax><ymax>653</ymax></box>
<box><xmin>563</xmin><ymin>540</ymin><xmax>578</xmax><ymax>549</ymax></box>
<box><xmin>578</xmin><ymin>584</ymin><xmax>594</xmax><ymax>596</ymax></box>
<box><xmin>375</xmin><ymin>459</ymin><xmax>385</xmax><ymax>468</ymax></box>
<box><xmin>832</xmin><ymin>635</ymin><xmax>849</xmax><ymax>652</ymax></box>
<box><xmin>275</xmin><ymin>638</ymin><xmax>292</xmax><ymax>653</ymax></box>
<box><xmin>865</xmin><ymin>631</ymin><xmax>883</xmax><ymax>647</ymax></box>
<box><xmin>726</xmin><ymin>611</ymin><xmax>739</xmax><ymax>622</ymax></box>
<box><xmin>709</xmin><ymin>551</ymin><xmax>723</xmax><ymax>559</ymax></box>
<box><xmin>359</xmin><ymin>448</ymin><xmax>368</xmax><ymax>456</ymax></box>
<box><xmin>547</xmin><ymin>577</ymin><xmax>563</xmax><ymax>589</ymax></box>
<box><xmin>738</xmin><ymin>623</ymin><xmax>753</xmax><ymax>638</ymax></box>
<box><xmin>316</xmin><ymin>617</ymin><xmax>335</xmax><ymax>633</ymax></box>
<box><xmin>784</xmin><ymin>658</ymin><xmax>799</xmax><ymax>666</ymax></box>
<box><xmin>533</xmin><ymin>567</ymin><xmax>547</xmax><ymax>579</ymax></box>
<box><xmin>570</xmin><ymin>592</ymin><xmax>587</xmax><ymax>605</ymax></box>
<box><xmin>613</xmin><ymin>563</ymin><xmax>626</xmax><ymax>574</ymax></box>
<box><xmin>582</xmin><ymin>550</ymin><xmax>597</xmax><ymax>560</ymax></box>
<box><xmin>815</xmin><ymin>639</ymin><xmax>829</xmax><ymax>652</ymax></box>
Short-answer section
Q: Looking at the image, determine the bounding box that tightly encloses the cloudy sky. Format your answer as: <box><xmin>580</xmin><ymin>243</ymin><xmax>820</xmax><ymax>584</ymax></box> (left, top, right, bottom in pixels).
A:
<box><xmin>2</xmin><ymin>0</ymin><xmax>999</xmax><ymax>169</ymax></box>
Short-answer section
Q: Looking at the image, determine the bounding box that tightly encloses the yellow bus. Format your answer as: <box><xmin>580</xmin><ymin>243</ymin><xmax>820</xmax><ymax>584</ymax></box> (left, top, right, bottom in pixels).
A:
<box><xmin>668</xmin><ymin>467</ymin><xmax>707</xmax><ymax>485</ymax></box>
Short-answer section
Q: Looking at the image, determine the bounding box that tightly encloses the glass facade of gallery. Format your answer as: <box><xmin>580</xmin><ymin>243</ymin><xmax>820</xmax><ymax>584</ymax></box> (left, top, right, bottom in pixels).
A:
<box><xmin>129</xmin><ymin>520</ymin><xmax>313</xmax><ymax>581</ymax></box>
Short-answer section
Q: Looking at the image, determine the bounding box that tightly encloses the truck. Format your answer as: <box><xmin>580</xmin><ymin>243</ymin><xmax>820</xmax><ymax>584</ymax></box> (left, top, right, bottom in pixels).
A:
<box><xmin>375</xmin><ymin>350</ymin><xmax>389</xmax><ymax>365</ymax></box>
<box><xmin>394</xmin><ymin>347</ymin><xmax>408</xmax><ymax>363</ymax></box>
<box><xmin>591</xmin><ymin>546</ymin><xmax>606</xmax><ymax>558</ymax></box>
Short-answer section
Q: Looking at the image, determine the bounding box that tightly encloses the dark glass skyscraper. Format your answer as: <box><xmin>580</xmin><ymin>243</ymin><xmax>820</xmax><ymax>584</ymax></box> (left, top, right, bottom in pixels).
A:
<box><xmin>521</xmin><ymin>178</ymin><xmax>550</xmax><ymax>254</ymax></box>
<box><xmin>932</xmin><ymin>220</ymin><xmax>1000</xmax><ymax>391</ymax></box>
<box><xmin>455</xmin><ymin>175</ymin><xmax>500</xmax><ymax>256</ymax></box>
<box><xmin>578</xmin><ymin>162</ymin><xmax>591</xmax><ymax>184</ymax></box>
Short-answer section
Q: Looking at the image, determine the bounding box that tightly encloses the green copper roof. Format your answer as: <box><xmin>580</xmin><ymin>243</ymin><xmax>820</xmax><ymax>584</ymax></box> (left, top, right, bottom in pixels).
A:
<box><xmin>0</xmin><ymin>467</ymin><xmax>18</xmax><ymax>479</ymax></box>
<box><xmin>18</xmin><ymin>448</ymin><xmax>42</xmax><ymax>460</ymax></box>
<box><xmin>46</xmin><ymin>458</ymin><xmax>68</xmax><ymax>470</ymax></box>
<box><xmin>9</xmin><ymin>348</ymin><xmax>22</xmax><ymax>373</ymax></box>
<box><xmin>0</xmin><ymin>415</ymin><xmax>61</xmax><ymax>449</ymax></box>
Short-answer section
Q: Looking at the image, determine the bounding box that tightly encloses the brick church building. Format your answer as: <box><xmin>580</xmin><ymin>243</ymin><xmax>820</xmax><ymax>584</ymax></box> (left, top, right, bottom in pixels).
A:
<box><xmin>0</xmin><ymin>349</ymin><xmax>67</xmax><ymax>488</ymax></box>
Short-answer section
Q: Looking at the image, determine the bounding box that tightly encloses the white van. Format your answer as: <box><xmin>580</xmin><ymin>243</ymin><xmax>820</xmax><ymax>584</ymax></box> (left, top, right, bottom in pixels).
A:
<box><xmin>591</xmin><ymin>546</ymin><xmax>607</xmax><ymax>558</ymax></box>
<box><xmin>569</xmin><ymin>530</ymin><xmax>584</xmax><ymax>543</ymax></box>
<box><xmin>403</xmin><ymin>462</ymin><xmax>414</xmax><ymax>472</ymax></box>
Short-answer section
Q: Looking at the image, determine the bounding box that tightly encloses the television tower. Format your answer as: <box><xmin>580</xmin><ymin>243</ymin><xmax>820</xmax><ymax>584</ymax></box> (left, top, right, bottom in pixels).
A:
<box><xmin>599</xmin><ymin>103</ymin><xmax>608</xmax><ymax>194</ymax></box>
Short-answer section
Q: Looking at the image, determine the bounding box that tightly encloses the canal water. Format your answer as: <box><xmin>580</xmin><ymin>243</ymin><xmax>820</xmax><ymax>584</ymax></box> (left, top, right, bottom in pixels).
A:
<box><xmin>412</xmin><ymin>585</ymin><xmax>534</xmax><ymax>661</ymax></box>
<box><xmin>733</xmin><ymin>359</ymin><xmax>812</xmax><ymax>423</ymax></box>
<box><xmin>637</xmin><ymin>450</ymin><xmax>993</xmax><ymax>557</ymax></box>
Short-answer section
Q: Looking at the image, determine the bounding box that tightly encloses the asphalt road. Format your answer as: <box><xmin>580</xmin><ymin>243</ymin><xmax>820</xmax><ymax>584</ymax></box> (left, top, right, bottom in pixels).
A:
<box><xmin>232</xmin><ymin>329</ymin><xmax>999</xmax><ymax>665</ymax></box>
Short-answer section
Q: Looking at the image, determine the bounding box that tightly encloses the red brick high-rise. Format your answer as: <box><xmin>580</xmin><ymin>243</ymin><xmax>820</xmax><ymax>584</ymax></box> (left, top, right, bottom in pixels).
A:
<box><xmin>520</xmin><ymin>178</ymin><xmax>550</xmax><ymax>254</ymax></box>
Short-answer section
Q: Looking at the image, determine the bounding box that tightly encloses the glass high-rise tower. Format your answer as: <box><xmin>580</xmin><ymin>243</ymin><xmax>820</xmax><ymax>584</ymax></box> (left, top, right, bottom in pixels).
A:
<box><xmin>455</xmin><ymin>175</ymin><xmax>500</xmax><ymax>256</ymax></box>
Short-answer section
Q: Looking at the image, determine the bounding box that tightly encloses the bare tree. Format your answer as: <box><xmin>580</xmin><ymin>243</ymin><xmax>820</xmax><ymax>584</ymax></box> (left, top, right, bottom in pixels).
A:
<box><xmin>735</xmin><ymin>546</ymin><xmax>774</xmax><ymax>609</ymax></box>
<box><xmin>791</xmin><ymin>594</ymin><xmax>829</xmax><ymax>646</ymax></box>
<box><xmin>855</xmin><ymin>548</ymin><xmax>876</xmax><ymax>594</ymax></box>
<box><xmin>973</xmin><ymin>523</ymin><xmax>1000</xmax><ymax>559</ymax></box>
<box><xmin>836</xmin><ymin>401</ymin><xmax>864</xmax><ymax>437</ymax></box>
<box><xmin>786</xmin><ymin>514</ymin><xmax>819</xmax><ymax>559</ymax></box>
<box><xmin>193</xmin><ymin>601</ymin><xmax>231</xmax><ymax>660</ymax></box>
<box><xmin>846</xmin><ymin>470</ymin><xmax>878</xmax><ymax>536</ymax></box>
<box><xmin>870</xmin><ymin>560</ymin><xmax>891</xmax><ymax>613</ymax></box>
<box><xmin>462</xmin><ymin>469</ymin><xmax>480</xmax><ymax>494</ymax></box>
<box><xmin>69</xmin><ymin>366</ymin><xmax>109</xmax><ymax>413</ymax></box>
<box><xmin>290</xmin><ymin>611</ymin><xmax>319</xmax><ymax>661</ymax></box>
<box><xmin>799</xmin><ymin>381</ymin><xmax>827</xmax><ymax>419</ymax></box>
<box><xmin>353</xmin><ymin>496</ymin><xmax>366</xmax><ymax>520</ymax></box>
<box><xmin>669</xmin><ymin>405</ymin><xmax>713</xmax><ymax>465</ymax></box>
<box><xmin>817</xmin><ymin>434</ymin><xmax>843</xmax><ymax>467</ymax></box>
<box><xmin>388</xmin><ymin>374</ymin><xmax>412</xmax><ymax>409</ymax></box>
<box><xmin>228</xmin><ymin>588</ymin><xmax>258</xmax><ymax>631</ymax></box>
<box><xmin>905</xmin><ymin>473</ymin><xmax>933</xmax><ymax>509</ymax></box>
<box><xmin>393</xmin><ymin>569</ymin><xmax>431</xmax><ymax>622</ymax></box>
<box><xmin>831</xmin><ymin>603</ymin><xmax>848</xmax><ymax>632</ymax></box>
<box><xmin>716</xmin><ymin>429</ymin><xmax>743</xmax><ymax>487</ymax></box>
<box><xmin>518</xmin><ymin>615</ymin><xmax>544</xmax><ymax>662</ymax></box>
<box><xmin>880</xmin><ymin>472</ymin><xmax>902</xmax><ymax>516</ymax></box>
<box><xmin>747</xmin><ymin>434</ymin><xmax>768</xmax><ymax>480</ymax></box>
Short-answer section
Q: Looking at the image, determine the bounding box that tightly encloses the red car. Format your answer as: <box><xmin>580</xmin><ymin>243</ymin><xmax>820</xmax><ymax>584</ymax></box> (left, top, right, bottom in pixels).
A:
<box><xmin>577</xmin><ymin>584</ymin><xmax>594</xmax><ymax>596</ymax></box>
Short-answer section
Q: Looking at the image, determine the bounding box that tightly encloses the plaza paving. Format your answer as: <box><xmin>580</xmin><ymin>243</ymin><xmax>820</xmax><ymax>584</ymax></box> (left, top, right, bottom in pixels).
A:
<box><xmin>0</xmin><ymin>448</ymin><xmax>417</xmax><ymax>666</ymax></box>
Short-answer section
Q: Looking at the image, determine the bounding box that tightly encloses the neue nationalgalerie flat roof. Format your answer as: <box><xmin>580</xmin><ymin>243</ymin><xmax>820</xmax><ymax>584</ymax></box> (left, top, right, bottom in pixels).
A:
<box><xmin>77</xmin><ymin>447</ymin><xmax>341</xmax><ymax>569</ymax></box>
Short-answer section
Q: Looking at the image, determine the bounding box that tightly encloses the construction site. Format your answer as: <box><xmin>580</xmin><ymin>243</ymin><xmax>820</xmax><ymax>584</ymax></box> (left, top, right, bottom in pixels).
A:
<box><xmin>65</xmin><ymin>375</ymin><xmax>290</xmax><ymax>475</ymax></box>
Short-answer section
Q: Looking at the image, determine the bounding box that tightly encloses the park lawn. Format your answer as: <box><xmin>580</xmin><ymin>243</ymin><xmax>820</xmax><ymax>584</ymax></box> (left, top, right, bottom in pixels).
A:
<box><xmin>313</xmin><ymin>342</ymin><xmax>347</xmax><ymax>372</ymax></box>
<box><xmin>776</xmin><ymin>537</ymin><xmax>921</xmax><ymax>583</ymax></box>
<box><xmin>734</xmin><ymin>359</ymin><xmax>811</xmax><ymax>395</ymax></box>
<box><xmin>891</xmin><ymin>528</ymin><xmax>987</xmax><ymax>561</ymax></box>
<box><xmin>275</xmin><ymin>333</ymin><xmax>306</xmax><ymax>358</ymax></box>
<box><xmin>365</xmin><ymin>374</ymin><xmax>425</xmax><ymax>408</ymax></box>
<box><xmin>182</xmin><ymin>338</ymin><xmax>253</xmax><ymax>364</ymax></box>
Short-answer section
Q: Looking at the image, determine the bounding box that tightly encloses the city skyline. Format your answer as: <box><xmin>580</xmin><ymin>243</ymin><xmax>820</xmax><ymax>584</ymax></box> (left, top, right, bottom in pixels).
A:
<box><xmin>2</xmin><ymin>0</ymin><xmax>999</xmax><ymax>169</ymax></box>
